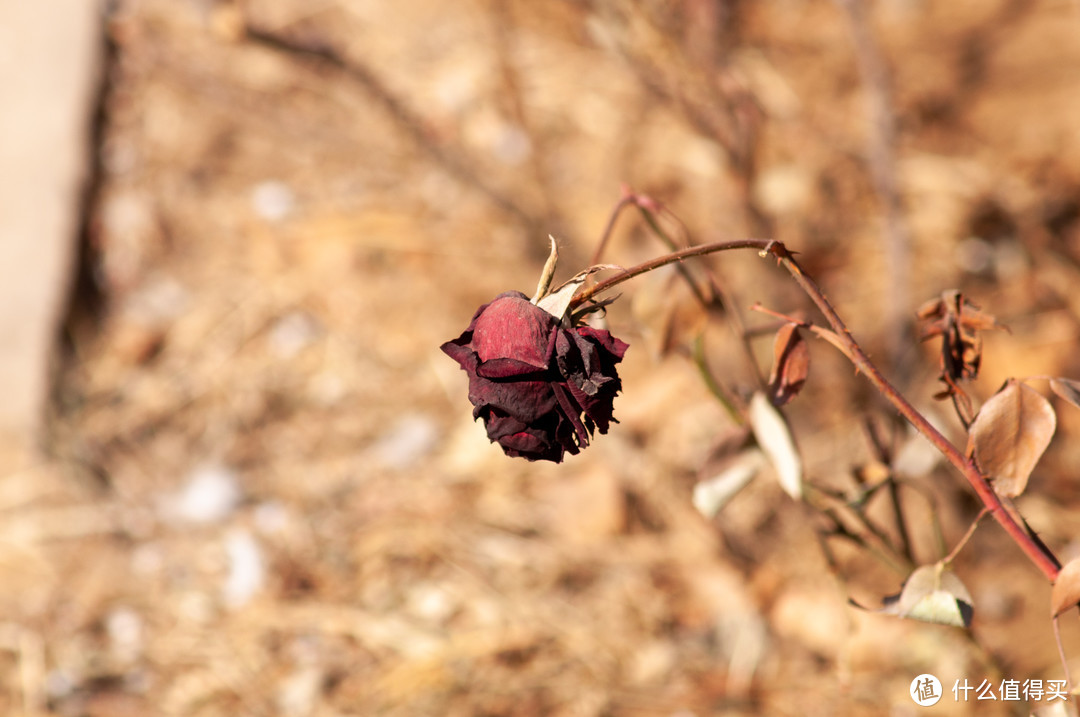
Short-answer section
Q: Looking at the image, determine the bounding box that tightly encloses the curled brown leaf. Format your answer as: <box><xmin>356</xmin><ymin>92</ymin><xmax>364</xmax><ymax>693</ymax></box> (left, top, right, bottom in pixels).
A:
<box><xmin>768</xmin><ymin>322</ymin><xmax>810</xmax><ymax>406</ymax></box>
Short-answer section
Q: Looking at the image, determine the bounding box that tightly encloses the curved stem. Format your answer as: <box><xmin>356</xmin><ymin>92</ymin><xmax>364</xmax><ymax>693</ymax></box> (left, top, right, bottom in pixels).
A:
<box><xmin>588</xmin><ymin>193</ymin><xmax>635</xmax><ymax>267</ymax></box>
<box><xmin>569</xmin><ymin>239</ymin><xmax>773</xmax><ymax>310</ymax></box>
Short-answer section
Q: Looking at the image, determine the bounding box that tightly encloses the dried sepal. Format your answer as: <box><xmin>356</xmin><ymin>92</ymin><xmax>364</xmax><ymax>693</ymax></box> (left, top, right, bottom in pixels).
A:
<box><xmin>966</xmin><ymin>380</ymin><xmax>1056</xmax><ymax>498</ymax></box>
<box><xmin>748</xmin><ymin>392</ymin><xmax>802</xmax><ymax>499</ymax></box>
<box><xmin>535</xmin><ymin>264</ymin><xmax>620</xmax><ymax>322</ymax></box>
<box><xmin>767</xmin><ymin>322</ymin><xmax>810</xmax><ymax>406</ymax></box>
<box><xmin>531</xmin><ymin>235</ymin><xmax>560</xmax><ymax>303</ymax></box>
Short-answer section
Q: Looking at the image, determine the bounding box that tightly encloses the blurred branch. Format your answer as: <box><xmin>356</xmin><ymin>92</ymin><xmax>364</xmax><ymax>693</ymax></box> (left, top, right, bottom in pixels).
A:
<box><xmin>835</xmin><ymin>0</ymin><xmax>912</xmax><ymax>367</ymax></box>
<box><xmin>579</xmin><ymin>0</ymin><xmax>772</xmax><ymax>237</ymax></box>
<box><xmin>486</xmin><ymin>1</ymin><xmax>564</xmax><ymax>232</ymax></box>
<box><xmin>242</xmin><ymin>22</ymin><xmax>543</xmax><ymax>233</ymax></box>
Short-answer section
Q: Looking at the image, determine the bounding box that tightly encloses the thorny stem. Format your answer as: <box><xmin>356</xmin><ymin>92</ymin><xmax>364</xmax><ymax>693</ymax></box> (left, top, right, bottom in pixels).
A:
<box><xmin>575</xmin><ymin>238</ymin><xmax>1063</xmax><ymax>582</ymax></box>
<box><xmin>569</xmin><ymin>239</ymin><xmax>773</xmax><ymax>310</ymax></box>
<box><xmin>772</xmin><ymin>242</ymin><xmax>1062</xmax><ymax>582</ymax></box>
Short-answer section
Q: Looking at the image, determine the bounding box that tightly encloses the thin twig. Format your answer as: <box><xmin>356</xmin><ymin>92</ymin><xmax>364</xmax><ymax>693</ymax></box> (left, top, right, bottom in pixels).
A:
<box><xmin>569</xmin><ymin>239</ymin><xmax>774</xmax><ymax>309</ymax></box>
<box><xmin>863</xmin><ymin>417</ymin><xmax>915</xmax><ymax>565</ymax></box>
<box><xmin>942</xmin><ymin>508</ymin><xmax>989</xmax><ymax>566</ymax></box>
<box><xmin>588</xmin><ymin>192</ymin><xmax>636</xmax><ymax>268</ymax></box>
<box><xmin>692</xmin><ymin>332</ymin><xmax>742</xmax><ymax>423</ymax></box>
<box><xmin>634</xmin><ymin>205</ymin><xmax>715</xmax><ymax>307</ymax></box>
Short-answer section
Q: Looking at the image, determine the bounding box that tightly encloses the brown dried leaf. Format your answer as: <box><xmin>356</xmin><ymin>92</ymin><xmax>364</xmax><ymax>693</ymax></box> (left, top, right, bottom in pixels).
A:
<box><xmin>966</xmin><ymin>380</ymin><xmax>1056</xmax><ymax>497</ymax></box>
<box><xmin>1051</xmin><ymin>557</ymin><xmax>1080</xmax><ymax>617</ymax></box>
<box><xmin>767</xmin><ymin>323</ymin><xmax>810</xmax><ymax>406</ymax></box>
<box><xmin>917</xmin><ymin>290</ymin><xmax>1003</xmax><ymax>386</ymax></box>
<box><xmin>877</xmin><ymin>563</ymin><xmax>974</xmax><ymax>628</ymax></box>
<box><xmin>1050</xmin><ymin>378</ymin><xmax>1080</xmax><ymax>411</ymax></box>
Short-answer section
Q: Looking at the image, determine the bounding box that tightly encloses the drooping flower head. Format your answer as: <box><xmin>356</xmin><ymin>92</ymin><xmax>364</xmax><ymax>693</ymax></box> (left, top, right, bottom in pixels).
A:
<box><xmin>441</xmin><ymin>290</ymin><xmax>627</xmax><ymax>463</ymax></box>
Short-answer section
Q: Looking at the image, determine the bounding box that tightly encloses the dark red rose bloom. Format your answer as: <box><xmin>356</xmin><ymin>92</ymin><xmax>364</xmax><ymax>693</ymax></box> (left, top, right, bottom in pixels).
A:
<box><xmin>441</xmin><ymin>291</ymin><xmax>628</xmax><ymax>462</ymax></box>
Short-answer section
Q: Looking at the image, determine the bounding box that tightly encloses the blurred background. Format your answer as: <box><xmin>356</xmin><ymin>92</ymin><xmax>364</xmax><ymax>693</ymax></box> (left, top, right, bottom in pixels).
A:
<box><xmin>3</xmin><ymin>0</ymin><xmax>1080</xmax><ymax>715</ymax></box>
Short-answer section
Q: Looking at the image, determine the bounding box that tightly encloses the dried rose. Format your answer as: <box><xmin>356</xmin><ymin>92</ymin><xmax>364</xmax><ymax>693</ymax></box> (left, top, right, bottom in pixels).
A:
<box><xmin>441</xmin><ymin>291</ymin><xmax>628</xmax><ymax>462</ymax></box>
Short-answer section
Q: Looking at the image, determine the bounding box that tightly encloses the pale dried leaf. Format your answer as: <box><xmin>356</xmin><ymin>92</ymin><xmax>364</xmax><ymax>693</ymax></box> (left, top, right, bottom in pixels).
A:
<box><xmin>692</xmin><ymin>448</ymin><xmax>765</xmax><ymax>518</ymax></box>
<box><xmin>1050</xmin><ymin>557</ymin><xmax>1080</xmax><ymax>617</ymax></box>
<box><xmin>1050</xmin><ymin>378</ymin><xmax>1080</xmax><ymax>411</ymax></box>
<box><xmin>878</xmin><ymin>564</ymin><xmax>974</xmax><ymax>628</ymax></box>
<box><xmin>966</xmin><ymin>380</ymin><xmax>1056</xmax><ymax>497</ymax></box>
<box><xmin>748</xmin><ymin>392</ymin><xmax>802</xmax><ymax>499</ymax></box>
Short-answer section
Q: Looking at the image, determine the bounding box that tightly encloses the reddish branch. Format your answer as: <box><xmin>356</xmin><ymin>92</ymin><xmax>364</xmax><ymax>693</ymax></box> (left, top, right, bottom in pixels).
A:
<box><xmin>573</xmin><ymin>239</ymin><xmax>1062</xmax><ymax>582</ymax></box>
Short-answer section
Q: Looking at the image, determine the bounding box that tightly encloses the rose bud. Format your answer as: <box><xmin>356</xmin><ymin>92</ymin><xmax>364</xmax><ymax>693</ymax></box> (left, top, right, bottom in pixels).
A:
<box><xmin>441</xmin><ymin>291</ymin><xmax>628</xmax><ymax>463</ymax></box>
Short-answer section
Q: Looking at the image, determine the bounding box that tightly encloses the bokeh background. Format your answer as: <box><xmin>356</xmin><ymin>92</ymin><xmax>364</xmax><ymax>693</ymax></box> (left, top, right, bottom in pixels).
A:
<box><xmin>4</xmin><ymin>1</ymin><xmax>1080</xmax><ymax>715</ymax></box>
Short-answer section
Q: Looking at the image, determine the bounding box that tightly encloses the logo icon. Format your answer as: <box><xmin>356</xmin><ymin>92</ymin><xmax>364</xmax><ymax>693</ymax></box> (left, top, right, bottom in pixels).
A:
<box><xmin>911</xmin><ymin>674</ymin><xmax>943</xmax><ymax>706</ymax></box>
